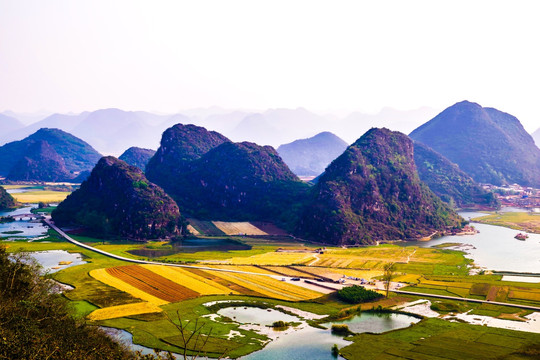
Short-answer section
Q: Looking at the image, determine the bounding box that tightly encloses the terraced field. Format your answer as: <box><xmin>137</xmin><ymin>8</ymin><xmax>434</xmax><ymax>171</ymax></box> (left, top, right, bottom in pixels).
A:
<box><xmin>91</xmin><ymin>264</ymin><xmax>322</xmax><ymax>305</ymax></box>
<box><xmin>106</xmin><ymin>265</ymin><xmax>199</xmax><ymax>303</ymax></box>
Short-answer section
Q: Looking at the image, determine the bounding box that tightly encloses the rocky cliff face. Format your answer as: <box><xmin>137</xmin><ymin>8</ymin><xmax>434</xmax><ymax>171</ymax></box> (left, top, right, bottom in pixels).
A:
<box><xmin>410</xmin><ymin>101</ymin><xmax>540</xmax><ymax>187</ymax></box>
<box><xmin>297</xmin><ymin>128</ymin><xmax>462</xmax><ymax>245</ymax></box>
<box><xmin>413</xmin><ymin>141</ymin><xmax>499</xmax><ymax>209</ymax></box>
<box><xmin>52</xmin><ymin>156</ymin><xmax>182</xmax><ymax>240</ymax></box>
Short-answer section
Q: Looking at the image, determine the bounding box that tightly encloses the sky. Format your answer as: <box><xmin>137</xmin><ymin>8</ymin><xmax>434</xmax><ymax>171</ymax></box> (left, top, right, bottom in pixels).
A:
<box><xmin>1</xmin><ymin>0</ymin><xmax>539</xmax><ymax>131</ymax></box>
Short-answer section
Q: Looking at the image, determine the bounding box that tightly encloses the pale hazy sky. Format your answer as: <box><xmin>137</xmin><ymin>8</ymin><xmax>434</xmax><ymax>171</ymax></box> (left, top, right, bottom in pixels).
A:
<box><xmin>1</xmin><ymin>0</ymin><xmax>539</xmax><ymax>131</ymax></box>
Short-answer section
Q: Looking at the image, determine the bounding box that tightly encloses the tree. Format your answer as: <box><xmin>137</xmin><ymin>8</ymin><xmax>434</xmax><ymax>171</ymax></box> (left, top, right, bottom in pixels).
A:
<box><xmin>0</xmin><ymin>246</ymin><xmax>134</xmax><ymax>360</ymax></box>
<box><xmin>382</xmin><ymin>262</ymin><xmax>396</xmax><ymax>298</ymax></box>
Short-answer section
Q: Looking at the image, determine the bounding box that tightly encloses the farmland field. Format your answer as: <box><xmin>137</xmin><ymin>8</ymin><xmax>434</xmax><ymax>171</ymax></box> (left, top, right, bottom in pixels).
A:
<box><xmin>11</xmin><ymin>190</ymin><xmax>71</xmax><ymax>203</ymax></box>
<box><xmin>88</xmin><ymin>302</ymin><xmax>162</xmax><ymax>320</ymax></box>
<box><xmin>105</xmin><ymin>265</ymin><xmax>200</xmax><ymax>303</ymax></box>
<box><xmin>473</xmin><ymin>211</ymin><xmax>540</xmax><ymax>234</ymax></box>
<box><xmin>212</xmin><ymin>221</ymin><xmax>268</xmax><ymax>235</ymax></box>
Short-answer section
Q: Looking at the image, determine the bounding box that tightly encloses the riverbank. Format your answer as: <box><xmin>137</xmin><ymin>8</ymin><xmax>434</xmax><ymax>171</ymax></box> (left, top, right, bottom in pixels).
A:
<box><xmin>472</xmin><ymin>211</ymin><xmax>540</xmax><ymax>234</ymax></box>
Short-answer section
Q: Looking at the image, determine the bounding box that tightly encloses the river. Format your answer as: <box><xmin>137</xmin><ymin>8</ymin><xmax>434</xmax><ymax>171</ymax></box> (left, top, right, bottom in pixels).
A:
<box><xmin>405</xmin><ymin>210</ymin><xmax>540</xmax><ymax>274</ymax></box>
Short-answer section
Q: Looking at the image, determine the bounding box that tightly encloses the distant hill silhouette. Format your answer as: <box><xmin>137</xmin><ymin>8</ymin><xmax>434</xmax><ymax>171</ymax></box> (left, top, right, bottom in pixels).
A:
<box><xmin>277</xmin><ymin>132</ymin><xmax>348</xmax><ymax>176</ymax></box>
<box><xmin>0</xmin><ymin>128</ymin><xmax>101</xmax><ymax>181</ymax></box>
<box><xmin>297</xmin><ymin>128</ymin><xmax>462</xmax><ymax>245</ymax></box>
<box><xmin>413</xmin><ymin>141</ymin><xmax>499</xmax><ymax>209</ymax></box>
<box><xmin>410</xmin><ymin>101</ymin><xmax>540</xmax><ymax>187</ymax></box>
<box><xmin>53</xmin><ymin>156</ymin><xmax>182</xmax><ymax>240</ymax></box>
<box><xmin>119</xmin><ymin>147</ymin><xmax>156</xmax><ymax>171</ymax></box>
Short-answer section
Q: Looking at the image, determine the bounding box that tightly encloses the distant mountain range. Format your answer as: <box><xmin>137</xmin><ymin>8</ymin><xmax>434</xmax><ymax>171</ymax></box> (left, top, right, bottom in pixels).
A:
<box><xmin>0</xmin><ymin>128</ymin><xmax>101</xmax><ymax>182</ymax></box>
<box><xmin>277</xmin><ymin>132</ymin><xmax>348</xmax><ymax>177</ymax></box>
<box><xmin>410</xmin><ymin>101</ymin><xmax>540</xmax><ymax>187</ymax></box>
<box><xmin>119</xmin><ymin>147</ymin><xmax>156</xmax><ymax>171</ymax></box>
<box><xmin>297</xmin><ymin>128</ymin><xmax>462</xmax><ymax>245</ymax></box>
<box><xmin>52</xmin><ymin>156</ymin><xmax>182</xmax><ymax>240</ymax></box>
<box><xmin>1</xmin><ymin>106</ymin><xmax>438</xmax><ymax>155</ymax></box>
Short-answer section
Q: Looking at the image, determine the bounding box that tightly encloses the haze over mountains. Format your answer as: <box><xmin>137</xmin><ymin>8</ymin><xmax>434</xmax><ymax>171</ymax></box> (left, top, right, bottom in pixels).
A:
<box><xmin>1</xmin><ymin>107</ymin><xmax>440</xmax><ymax>156</ymax></box>
<box><xmin>410</xmin><ymin>101</ymin><xmax>540</xmax><ymax>187</ymax></box>
<box><xmin>277</xmin><ymin>132</ymin><xmax>348</xmax><ymax>177</ymax></box>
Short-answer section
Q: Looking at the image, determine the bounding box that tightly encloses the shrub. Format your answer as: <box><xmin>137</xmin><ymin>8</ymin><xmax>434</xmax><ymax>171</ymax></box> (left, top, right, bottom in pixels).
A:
<box><xmin>337</xmin><ymin>285</ymin><xmax>383</xmax><ymax>304</ymax></box>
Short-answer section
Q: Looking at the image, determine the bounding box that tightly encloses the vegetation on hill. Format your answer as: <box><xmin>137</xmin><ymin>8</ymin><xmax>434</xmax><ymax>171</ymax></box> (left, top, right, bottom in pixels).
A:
<box><xmin>0</xmin><ymin>186</ymin><xmax>16</xmax><ymax>210</ymax></box>
<box><xmin>277</xmin><ymin>131</ymin><xmax>348</xmax><ymax>176</ymax></box>
<box><xmin>297</xmin><ymin>128</ymin><xmax>463</xmax><ymax>245</ymax></box>
<box><xmin>146</xmin><ymin>124</ymin><xmax>309</xmax><ymax>228</ymax></box>
<box><xmin>6</xmin><ymin>140</ymin><xmax>73</xmax><ymax>181</ymax></box>
<box><xmin>413</xmin><ymin>141</ymin><xmax>500</xmax><ymax>209</ymax></box>
<box><xmin>146</xmin><ymin>123</ymin><xmax>230</xmax><ymax>189</ymax></box>
<box><xmin>52</xmin><ymin>156</ymin><xmax>183</xmax><ymax>240</ymax></box>
<box><xmin>176</xmin><ymin>141</ymin><xmax>310</xmax><ymax>225</ymax></box>
<box><xmin>0</xmin><ymin>128</ymin><xmax>102</xmax><ymax>181</ymax></box>
<box><xmin>0</xmin><ymin>246</ymin><xmax>134</xmax><ymax>360</ymax></box>
<box><xmin>119</xmin><ymin>146</ymin><xmax>156</xmax><ymax>171</ymax></box>
<box><xmin>410</xmin><ymin>101</ymin><xmax>540</xmax><ymax>187</ymax></box>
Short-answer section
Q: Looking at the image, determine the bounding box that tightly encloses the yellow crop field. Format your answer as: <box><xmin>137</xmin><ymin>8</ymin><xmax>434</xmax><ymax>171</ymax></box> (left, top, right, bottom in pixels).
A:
<box><xmin>88</xmin><ymin>302</ymin><xmax>162</xmax><ymax>321</ymax></box>
<box><xmin>141</xmin><ymin>265</ymin><xmax>235</xmax><ymax>295</ymax></box>
<box><xmin>207</xmin><ymin>270</ymin><xmax>321</xmax><ymax>301</ymax></box>
<box><xmin>508</xmin><ymin>290</ymin><xmax>540</xmax><ymax>302</ymax></box>
<box><xmin>11</xmin><ymin>191</ymin><xmax>70</xmax><ymax>203</ymax></box>
<box><xmin>221</xmin><ymin>252</ymin><xmax>315</xmax><ymax>266</ymax></box>
<box><xmin>212</xmin><ymin>221</ymin><xmax>268</xmax><ymax>235</ymax></box>
<box><xmin>89</xmin><ymin>268</ymin><xmax>168</xmax><ymax>306</ymax></box>
<box><xmin>324</xmin><ymin>268</ymin><xmax>384</xmax><ymax>280</ymax></box>
<box><xmin>206</xmin><ymin>265</ymin><xmax>275</xmax><ymax>275</ymax></box>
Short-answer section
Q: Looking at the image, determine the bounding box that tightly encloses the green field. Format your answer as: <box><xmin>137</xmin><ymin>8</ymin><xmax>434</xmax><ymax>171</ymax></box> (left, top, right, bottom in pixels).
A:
<box><xmin>2</xmin><ymin>221</ymin><xmax>540</xmax><ymax>358</ymax></box>
<box><xmin>340</xmin><ymin>317</ymin><xmax>540</xmax><ymax>360</ymax></box>
<box><xmin>473</xmin><ymin>212</ymin><xmax>540</xmax><ymax>234</ymax></box>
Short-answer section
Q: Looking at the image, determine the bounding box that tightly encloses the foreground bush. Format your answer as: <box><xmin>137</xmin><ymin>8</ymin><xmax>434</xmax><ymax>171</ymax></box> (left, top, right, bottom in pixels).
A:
<box><xmin>337</xmin><ymin>285</ymin><xmax>383</xmax><ymax>304</ymax></box>
<box><xmin>0</xmin><ymin>246</ymin><xmax>135</xmax><ymax>360</ymax></box>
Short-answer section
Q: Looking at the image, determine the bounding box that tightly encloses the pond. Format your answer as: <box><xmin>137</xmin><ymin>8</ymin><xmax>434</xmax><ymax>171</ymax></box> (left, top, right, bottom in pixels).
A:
<box><xmin>28</xmin><ymin>250</ymin><xmax>86</xmax><ymax>273</ymax></box>
<box><xmin>128</xmin><ymin>238</ymin><xmax>251</xmax><ymax>258</ymax></box>
<box><xmin>219</xmin><ymin>306</ymin><xmax>419</xmax><ymax>360</ymax></box>
<box><xmin>405</xmin><ymin>210</ymin><xmax>540</xmax><ymax>274</ymax></box>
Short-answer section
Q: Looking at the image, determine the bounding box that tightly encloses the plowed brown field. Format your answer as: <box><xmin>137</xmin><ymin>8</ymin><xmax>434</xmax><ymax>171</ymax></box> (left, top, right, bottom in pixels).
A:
<box><xmin>106</xmin><ymin>265</ymin><xmax>199</xmax><ymax>302</ymax></box>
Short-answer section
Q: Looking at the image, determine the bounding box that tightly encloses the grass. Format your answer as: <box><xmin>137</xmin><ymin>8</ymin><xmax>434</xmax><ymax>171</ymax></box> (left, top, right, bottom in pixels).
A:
<box><xmin>473</xmin><ymin>211</ymin><xmax>540</xmax><ymax>234</ymax></box>
<box><xmin>339</xmin><ymin>317</ymin><xmax>540</xmax><ymax>360</ymax></box>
